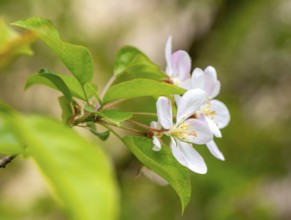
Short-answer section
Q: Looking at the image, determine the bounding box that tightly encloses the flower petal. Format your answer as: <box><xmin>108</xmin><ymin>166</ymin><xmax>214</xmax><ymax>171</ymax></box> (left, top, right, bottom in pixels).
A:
<box><xmin>156</xmin><ymin>96</ymin><xmax>173</xmax><ymax>129</ymax></box>
<box><xmin>191</xmin><ymin>68</ymin><xmax>205</xmax><ymax>89</ymax></box>
<box><xmin>210</xmin><ymin>100</ymin><xmax>230</xmax><ymax>128</ymax></box>
<box><xmin>206</xmin><ymin>140</ymin><xmax>225</xmax><ymax>161</ymax></box>
<box><xmin>171</xmin><ymin>50</ymin><xmax>191</xmax><ymax>81</ymax></box>
<box><xmin>204</xmin><ymin>66</ymin><xmax>220</xmax><ymax>98</ymax></box>
<box><xmin>141</xmin><ymin>167</ymin><xmax>168</xmax><ymax>186</ymax></box>
<box><xmin>182</xmin><ymin>119</ymin><xmax>213</xmax><ymax>144</ymax></box>
<box><xmin>205</xmin><ymin>116</ymin><xmax>222</xmax><ymax>138</ymax></box>
<box><xmin>170</xmin><ymin>138</ymin><xmax>207</xmax><ymax>174</ymax></box>
<box><xmin>150</xmin><ymin>121</ymin><xmax>161</xmax><ymax>130</ymax></box>
<box><xmin>165</xmin><ymin>36</ymin><xmax>173</xmax><ymax>77</ymax></box>
<box><xmin>209</xmin><ymin>81</ymin><xmax>221</xmax><ymax>99</ymax></box>
<box><xmin>180</xmin><ymin>78</ymin><xmax>192</xmax><ymax>90</ymax></box>
<box><xmin>176</xmin><ymin>89</ymin><xmax>207</xmax><ymax>124</ymax></box>
<box><xmin>152</xmin><ymin>136</ymin><xmax>162</xmax><ymax>151</ymax></box>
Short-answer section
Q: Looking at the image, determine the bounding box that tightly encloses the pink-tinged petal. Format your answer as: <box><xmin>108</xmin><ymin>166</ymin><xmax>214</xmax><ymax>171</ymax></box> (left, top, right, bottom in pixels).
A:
<box><xmin>191</xmin><ymin>68</ymin><xmax>205</xmax><ymax>89</ymax></box>
<box><xmin>205</xmin><ymin>116</ymin><xmax>222</xmax><ymax>138</ymax></box>
<box><xmin>165</xmin><ymin>36</ymin><xmax>173</xmax><ymax>77</ymax></box>
<box><xmin>183</xmin><ymin>119</ymin><xmax>213</xmax><ymax>144</ymax></box>
<box><xmin>171</xmin><ymin>50</ymin><xmax>191</xmax><ymax>81</ymax></box>
<box><xmin>152</xmin><ymin>136</ymin><xmax>162</xmax><ymax>151</ymax></box>
<box><xmin>176</xmin><ymin>89</ymin><xmax>207</xmax><ymax>124</ymax></box>
<box><xmin>171</xmin><ymin>138</ymin><xmax>207</xmax><ymax>174</ymax></box>
<box><xmin>206</xmin><ymin>140</ymin><xmax>225</xmax><ymax>161</ymax></box>
<box><xmin>141</xmin><ymin>167</ymin><xmax>168</xmax><ymax>186</ymax></box>
<box><xmin>204</xmin><ymin>66</ymin><xmax>219</xmax><ymax>98</ymax></box>
<box><xmin>210</xmin><ymin>100</ymin><xmax>230</xmax><ymax>128</ymax></box>
<box><xmin>180</xmin><ymin>78</ymin><xmax>192</xmax><ymax>90</ymax></box>
<box><xmin>156</xmin><ymin>96</ymin><xmax>173</xmax><ymax>129</ymax></box>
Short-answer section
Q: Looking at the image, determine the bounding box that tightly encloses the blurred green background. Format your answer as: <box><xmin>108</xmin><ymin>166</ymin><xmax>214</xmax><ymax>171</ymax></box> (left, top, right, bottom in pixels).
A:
<box><xmin>1</xmin><ymin>0</ymin><xmax>291</xmax><ymax>219</ymax></box>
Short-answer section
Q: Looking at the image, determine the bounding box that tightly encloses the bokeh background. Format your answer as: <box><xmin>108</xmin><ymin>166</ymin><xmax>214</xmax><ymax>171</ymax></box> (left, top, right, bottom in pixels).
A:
<box><xmin>1</xmin><ymin>0</ymin><xmax>291</xmax><ymax>219</ymax></box>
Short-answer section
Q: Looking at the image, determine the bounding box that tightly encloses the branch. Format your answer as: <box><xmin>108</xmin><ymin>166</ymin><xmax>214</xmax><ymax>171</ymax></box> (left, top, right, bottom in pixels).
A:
<box><xmin>0</xmin><ymin>155</ymin><xmax>17</xmax><ymax>168</ymax></box>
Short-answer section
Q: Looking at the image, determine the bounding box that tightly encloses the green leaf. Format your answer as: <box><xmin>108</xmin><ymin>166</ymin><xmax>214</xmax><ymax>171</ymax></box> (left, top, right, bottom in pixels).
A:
<box><xmin>13</xmin><ymin>17</ymin><xmax>94</xmax><ymax>85</ymax></box>
<box><xmin>87</xmin><ymin>123</ymin><xmax>110</xmax><ymax>141</ymax></box>
<box><xmin>37</xmin><ymin>71</ymin><xmax>72</xmax><ymax>101</ymax></box>
<box><xmin>0</xmin><ymin>19</ymin><xmax>35</xmax><ymax>70</ymax></box>
<box><xmin>19</xmin><ymin>116</ymin><xmax>119</xmax><ymax>220</ymax></box>
<box><xmin>0</xmin><ymin>103</ymin><xmax>24</xmax><ymax>155</ymax></box>
<box><xmin>26</xmin><ymin>70</ymin><xmax>97</xmax><ymax>101</ymax></box>
<box><xmin>114</xmin><ymin>46</ymin><xmax>167</xmax><ymax>80</ymax></box>
<box><xmin>58</xmin><ymin>96</ymin><xmax>73</xmax><ymax>124</ymax></box>
<box><xmin>84</xmin><ymin>106</ymin><xmax>132</xmax><ymax>126</ymax></box>
<box><xmin>97</xmin><ymin>110</ymin><xmax>132</xmax><ymax>126</ymax></box>
<box><xmin>103</xmin><ymin>79</ymin><xmax>185</xmax><ymax>104</ymax></box>
<box><xmin>123</xmin><ymin>136</ymin><xmax>191</xmax><ymax>211</ymax></box>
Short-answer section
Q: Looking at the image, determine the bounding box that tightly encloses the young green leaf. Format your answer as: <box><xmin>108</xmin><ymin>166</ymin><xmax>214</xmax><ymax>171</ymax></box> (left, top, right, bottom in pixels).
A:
<box><xmin>114</xmin><ymin>46</ymin><xmax>167</xmax><ymax>80</ymax></box>
<box><xmin>19</xmin><ymin>116</ymin><xmax>119</xmax><ymax>220</ymax></box>
<box><xmin>103</xmin><ymin>79</ymin><xmax>185</xmax><ymax>104</ymax></box>
<box><xmin>123</xmin><ymin>136</ymin><xmax>191</xmax><ymax>212</ymax></box>
<box><xmin>12</xmin><ymin>17</ymin><xmax>94</xmax><ymax>85</ymax></box>
<box><xmin>84</xmin><ymin>107</ymin><xmax>132</xmax><ymax>127</ymax></box>
<box><xmin>87</xmin><ymin>122</ymin><xmax>110</xmax><ymax>141</ymax></box>
<box><xmin>97</xmin><ymin>110</ymin><xmax>132</xmax><ymax>126</ymax></box>
<box><xmin>0</xmin><ymin>19</ymin><xmax>35</xmax><ymax>70</ymax></box>
<box><xmin>26</xmin><ymin>70</ymin><xmax>97</xmax><ymax>101</ymax></box>
<box><xmin>37</xmin><ymin>71</ymin><xmax>72</xmax><ymax>101</ymax></box>
<box><xmin>58</xmin><ymin>96</ymin><xmax>73</xmax><ymax>124</ymax></box>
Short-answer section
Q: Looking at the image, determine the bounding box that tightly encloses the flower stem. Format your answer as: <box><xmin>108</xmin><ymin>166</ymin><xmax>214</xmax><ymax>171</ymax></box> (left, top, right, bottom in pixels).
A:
<box><xmin>100</xmin><ymin>122</ymin><xmax>124</xmax><ymax>143</ymax></box>
<box><xmin>102</xmin><ymin>120</ymin><xmax>146</xmax><ymax>135</ymax></box>
<box><xmin>127</xmin><ymin>119</ymin><xmax>166</xmax><ymax>133</ymax></box>
<box><xmin>100</xmin><ymin>75</ymin><xmax>116</xmax><ymax>99</ymax></box>
<box><xmin>131</xmin><ymin>112</ymin><xmax>157</xmax><ymax>117</ymax></box>
<box><xmin>101</xmin><ymin>99</ymin><xmax>126</xmax><ymax>110</ymax></box>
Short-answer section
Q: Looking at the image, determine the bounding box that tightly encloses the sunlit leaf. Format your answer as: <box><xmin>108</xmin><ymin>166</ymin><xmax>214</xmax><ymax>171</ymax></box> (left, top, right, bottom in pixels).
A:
<box><xmin>103</xmin><ymin>79</ymin><xmax>185</xmax><ymax>104</ymax></box>
<box><xmin>26</xmin><ymin>70</ymin><xmax>97</xmax><ymax>101</ymax></box>
<box><xmin>123</xmin><ymin>136</ymin><xmax>191</xmax><ymax>211</ymax></box>
<box><xmin>0</xmin><ymin>19</ymin><xmax>35</xmax><ymax>70</ymax></box>
<box><xmin>19</xmin><ymin>116</ymin><xmax>119</xmax><ymax>220</ymax></box>
<box><xmin>114</xmin><ymin>46</ymin><xmax>167</xmax><ymax>80</ymax></box>
<box><xmin>13</xmin><ymin>17</ymin><xmax>94</xmax><ymax>85</ymax></box>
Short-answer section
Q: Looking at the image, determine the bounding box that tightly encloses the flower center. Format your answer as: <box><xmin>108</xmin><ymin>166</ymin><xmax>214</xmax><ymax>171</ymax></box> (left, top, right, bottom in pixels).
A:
<box><xmin>172</xmin><ymin>77</ymin><xmax>182</xmax><ymax>86</ymax></box>
<box><xmin>200</xmin><ymin>101</ymin><xmax>216</xmax><ymax>119</ymax></box>
<box><xmin>170</xmin><ymin>122</ymin><xmax>197</xmax><ymax>142</ymax></box>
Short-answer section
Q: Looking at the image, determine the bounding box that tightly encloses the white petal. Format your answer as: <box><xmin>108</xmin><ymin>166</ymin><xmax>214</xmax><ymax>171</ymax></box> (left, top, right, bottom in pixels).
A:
<box><xmin>205</xmin><ymin>116</ymin><xmax>222</xmax><ymax>138</ymax></box>
<box><xmin>156</xmin><ymin>96</ymin><xmax>173</xmax><ymax>129</ymax></box>
<box><xmin>171</xmin><ymin>138</ymin><xmax>207</xmax><ymax>174</ymax></box>
<box><xmin>182</xmin><ymin>119</ymin><xmax>213</xmax><ymax>144</ymax></box>
<box><xmin>150</xmin><ymin>121</ymin><xmax>161</xmax><ymax>130</ymax></box>
<box><xmin>180</xmin><ymin>78</ymin><xmax>192</xmax><ymax>90</ymax></box>
<box><xmin>204</xmin><ymin>66</ymin><xmax>219</xmax><ymax>98</ymax></box>
<box><xmin>171</xmin><ymin>50</ymin><xmax>191</xmax><ymax>81</ymax></box>
<box><xmin>141</xmin><ymin>166</ymin><xmax>168</xmax><ymax>186</ymax></box>
<box><xmin>152</xmin><ymin>136</ymin><xmax>162</xmax><ymax>151</ymax></box>
<box><xmin>209</xmin><ymin>80</ymin><xmax>221</xmax><ymax>99</ymax></box>
<box><xmin>191</xmin><ymin>68</ymin><xmax>205</xmax><ymax>89</ymax></box>
<box><xmin>210</xmin><ymin>100</ymin><xmax>230</xmax><ymax>128</ymax></box>
<box><xmin>174</xmin><ymin>95</ymin><xmax>181</xmax><ymax>107</ymax></box>
<box><xmin>176</xmin><ymin>89</ymin><xmax>207</xmax><ymax>124</ymax></box>
<box><xmin>165</xmin><ymin>36</ymin><xmax>173</xmax><ymax>77</ymax></box>
<box><xmin>206</xmin><ymin>140</ymin><xmax>225</xmax><ymax>161</ymax></box>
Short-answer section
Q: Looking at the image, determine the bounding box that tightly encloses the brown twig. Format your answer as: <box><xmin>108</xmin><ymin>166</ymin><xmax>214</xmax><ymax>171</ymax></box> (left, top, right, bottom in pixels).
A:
<box><xmin>0</xmin><ymin>155</ymin><xmax>17</xmax><ymax>168</ymax></box>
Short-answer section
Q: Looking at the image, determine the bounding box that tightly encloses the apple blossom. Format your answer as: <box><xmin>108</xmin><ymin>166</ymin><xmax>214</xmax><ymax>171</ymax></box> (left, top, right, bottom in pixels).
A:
<box><xmin>153</xmin><ymin>89</ymin><xmax>213</xmax><ymax>174</ymax></box>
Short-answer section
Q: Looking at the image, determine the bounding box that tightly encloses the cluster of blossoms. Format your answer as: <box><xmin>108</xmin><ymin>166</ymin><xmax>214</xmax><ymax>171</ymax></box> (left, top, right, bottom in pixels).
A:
<box><xmin>150</xmin><ymin>37</ymin><xmax>230</xmax><ymax>174</ymax></box>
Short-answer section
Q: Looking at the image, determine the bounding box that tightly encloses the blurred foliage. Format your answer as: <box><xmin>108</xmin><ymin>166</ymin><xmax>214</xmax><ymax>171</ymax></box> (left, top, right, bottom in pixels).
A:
<box><xmin>1</xmin><ymin>0</ymin><xmax>291</xmax><ymax>220</ymax></box>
